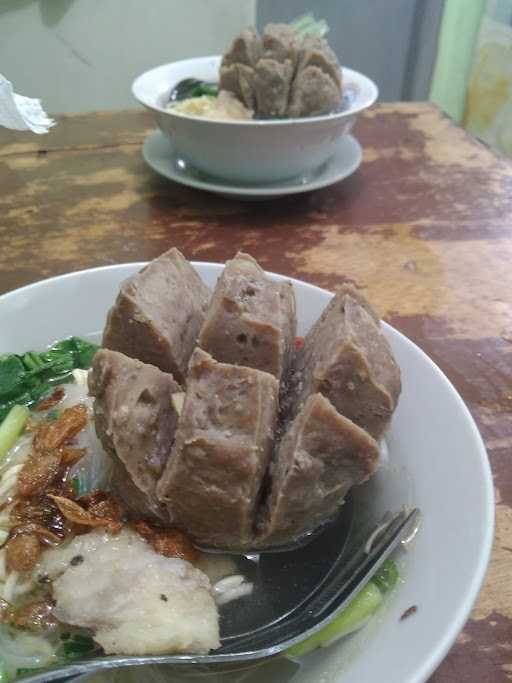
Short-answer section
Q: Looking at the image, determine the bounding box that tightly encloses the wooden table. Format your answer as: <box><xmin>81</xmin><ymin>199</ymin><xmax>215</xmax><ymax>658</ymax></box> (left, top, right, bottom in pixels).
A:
<box><xmin>1</xmin><ymin>104</ymin><xmax>511</xmax><ymax>681</ymax></box>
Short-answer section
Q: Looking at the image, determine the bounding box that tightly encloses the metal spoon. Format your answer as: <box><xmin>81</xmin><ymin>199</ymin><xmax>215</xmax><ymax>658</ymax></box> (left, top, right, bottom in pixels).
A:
<box><xmin>21</xmin><ymin>507</ymin><xmax>419</xmax><ymax>682</ymax></box>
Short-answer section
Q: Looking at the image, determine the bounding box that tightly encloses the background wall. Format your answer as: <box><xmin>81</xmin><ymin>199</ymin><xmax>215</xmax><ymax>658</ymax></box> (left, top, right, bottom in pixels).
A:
<box><xmin>0</xmin><ymin>0</ymin><xmax>256</xmax><ymax>113</ymax></box>
<box><xmin>0</xmin><ymin>0</ymin><xmax>444</xmax><ymax>114</ymax></box>
<box><xmin>257</xmin><ymin>0</ymin><xmax>445</xmax><ymax>101</ymax></box>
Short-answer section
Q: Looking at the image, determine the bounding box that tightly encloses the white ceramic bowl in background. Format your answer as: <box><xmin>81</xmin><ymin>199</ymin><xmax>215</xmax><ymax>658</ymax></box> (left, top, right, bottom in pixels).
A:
<box><xmin>0</xmin><ymin>264</ymin><xmax>493</xmax><ymax>683</ymax></box>
<box><xmin>132</xmin><ymin>57</ymin><xmax>378</xmax><ymax>183</ymax></box>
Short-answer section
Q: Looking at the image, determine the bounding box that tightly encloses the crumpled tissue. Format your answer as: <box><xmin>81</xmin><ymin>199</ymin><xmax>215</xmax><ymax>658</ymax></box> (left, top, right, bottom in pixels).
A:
<box><xmin>0</xmin><ymin>73</ymin><xmax>55</xmax><ymax>134</ymax></box>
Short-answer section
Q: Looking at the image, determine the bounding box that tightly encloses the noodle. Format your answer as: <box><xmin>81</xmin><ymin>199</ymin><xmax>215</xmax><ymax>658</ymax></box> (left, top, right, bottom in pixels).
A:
<box><xmin>0</xmin><ymin>549</ymin><xmax>6</xmax><ymax>581</ymax></box>
<box><xmin>213</xmin><ymin>575</ymin><xmax>254</xmax><ymax>606</ymax></box>
<box><xmin>3</xmin><ymin>570</ymin><xmax>19</xmax><ymax>602</ymax></box>
<box><xmin>0</xmin><ymin>435</ymin><xmax>32</xmax><ymax>477</ymax></box>
<box><xmin>0</xmin><ymin>466</ymin><xmax>22</xmax><ymax>498</ymax></box>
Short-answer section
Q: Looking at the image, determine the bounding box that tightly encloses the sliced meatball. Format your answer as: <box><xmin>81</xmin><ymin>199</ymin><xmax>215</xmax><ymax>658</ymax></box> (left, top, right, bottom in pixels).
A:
<box><xmin>237</xmin><ymin>63</ymin><xmax>257</xmax><ymax>109</ymax></box>
<box><xmin>251</xmin><ymin>23</ymin><xmax>298</xmax><ymax>118</ymax></box>
<box><xmin>39</xmin><ymin>528</ymin><xmax>219</xmax><ymax>655</ymax></box>
<box><xmin>258</xmin><ymin>393</ymin><xmax>379</xmax><ymax>546</ymax></box>
<box><xmin>221</xmin><ymin>27</ymin><xmax>261</xmax><ymax>67</ymax></box>
<box><xmin>220</xmin><ymin>27</ymin><xmax>261</xmax><ymax>110</ymax></box>
<box><xmin>198</xmin><ymin>252</ymin><xmax>296</xmax><ymax>380</ymax></box>
<box><xmin>288</xmin><ymin>35</ymin><xmax>342</xmax><ymax>117</ymax></box>
<box><xmin>253</xmin><ymin>57</ymin><xmax>294</xmax><ymax>118</ymax></box>
<box><xmin>157</xmin><ymin>348</ymin><xmax>279</xmax><ymax>549</ymax></box>
<box><xmin>261</xmin><ymin>23</ymin><xmax>298</xmax><ymax>64</ymax></box>
<box><xmin>288</xmin><ymin>286</ymin><xmax>401</xmax><ymax>439</ymax></box>
<box><xmin>89</xmin><ymin>349</ymin><xmax>181</xmax><ymax>522</ymax></box>
<box><xmin>288</xmin><ymin>65</ymin><xmax>341</xmax><ymax>118</ymax></box>
<box><xmin>110</xmin><ymin>458</ymin><xmax>168</xmax><ymax>522</ymax></box>
<box><xmin>102</xmin><ymin>247</ymin><xmax>210</xmax><ymax>383</ymax></box>
<box><xmin>219</xmin><ymin>63</ymin><xmax>256</xmax><ymax>110</ymax></box>
<box><xmin>295</xmin><ymin>35</ymin><xmax>342</xmax><ymax>89</ymax></box>
<box><xmin>219</xmin><ymin>63</ymin><xmax>242</xmax><ymax>99</ymax></box>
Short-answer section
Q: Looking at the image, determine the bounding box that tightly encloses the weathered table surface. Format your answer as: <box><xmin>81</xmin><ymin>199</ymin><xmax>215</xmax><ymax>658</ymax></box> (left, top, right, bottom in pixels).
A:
<box><xmin>1</xmin><ymin>103</ymin><xmax>511</xmax><ymax>681</ymax></box>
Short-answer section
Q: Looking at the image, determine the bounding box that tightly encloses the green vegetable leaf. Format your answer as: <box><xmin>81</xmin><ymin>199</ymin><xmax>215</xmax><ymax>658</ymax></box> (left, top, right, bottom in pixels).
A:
<box><xmin>63</xmin><ymin>634</ymin><xmax>97</xmax><ymax>660</ymax></box>
<box><xmin>0</xmin><ymin>356</ymin><xmax>28</xmax><ymax>402</ymax></box>
<box><xmin>0</xmin><ymin>337</ymin><xmax>98</xmax><ymax>425</ymax></box>
<box><xmin>70</xmin><ymin>337</ymin><xmax>99</xmax><ymax>369</ymax></box>
<box><xmin>170</xmin><ymin>78</ymin><xmax>219</xmax><ymax>102</ymax></box>
<box><xmin>190</xmin><ymin>83</ymin><xmax>219</xmax><ymax>98</ymax></box>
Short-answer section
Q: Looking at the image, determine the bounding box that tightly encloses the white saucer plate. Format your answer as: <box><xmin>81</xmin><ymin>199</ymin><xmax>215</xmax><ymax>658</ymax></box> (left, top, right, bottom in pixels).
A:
<box><xmin>142</xmin><ymin>130</ymin><xmax>362</xmax><ymax>200</ymax></box>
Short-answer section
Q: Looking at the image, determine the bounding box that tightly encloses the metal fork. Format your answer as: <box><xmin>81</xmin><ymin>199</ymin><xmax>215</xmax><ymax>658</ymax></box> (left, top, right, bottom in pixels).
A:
<box><xmin>22</xmin><ymin>508</ymin><xmax>420</xmax><ymax>682</ymax></box>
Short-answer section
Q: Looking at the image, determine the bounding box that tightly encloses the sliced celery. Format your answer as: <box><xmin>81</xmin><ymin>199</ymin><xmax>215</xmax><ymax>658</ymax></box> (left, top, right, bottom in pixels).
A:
<box><xmin>0</xmin><ymin>405</ymin><xmax>30</xmax><ymax>462</ymax></box>
<box><xmin>287</xmin><ymin>582</ymin><xmax>383</xmax><ymax>658</ymax></box>
<box><xmin>373</xmin><ymin>559</ymin><xmax>400</xmax><ymax>594</ymax></box>
<box><xmin>290</xmin><ymin>13</ymin><xmax>329</xmax><ymax>39</ymax></box>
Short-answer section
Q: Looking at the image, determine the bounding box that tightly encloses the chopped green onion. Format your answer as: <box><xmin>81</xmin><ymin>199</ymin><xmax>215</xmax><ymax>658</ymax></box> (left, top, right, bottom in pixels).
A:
<box><xmin>0</xmin><ymin>405</ymin><xmax>30</xmax><ymax>461</ymax></box>
<box><xmin>71</xmin><ymin>475</ymin><xmax>86</xmax><ymax>497</ymax></box>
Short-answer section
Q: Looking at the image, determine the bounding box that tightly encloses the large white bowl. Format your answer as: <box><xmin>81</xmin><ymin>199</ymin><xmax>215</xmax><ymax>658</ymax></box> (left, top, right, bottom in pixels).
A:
<box><xmin>132</xmin><ymin>57</ymin><xmax>378</xmax><ymax>183</ymax></box>
<box><xmin>0</xmin><ymin>264</ymin><xmax>494</xmax><ymax>683</ymax></box>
